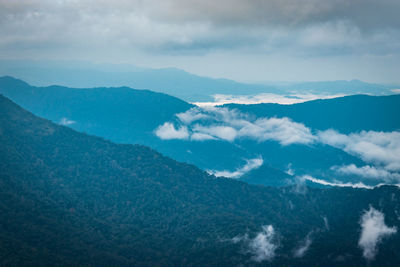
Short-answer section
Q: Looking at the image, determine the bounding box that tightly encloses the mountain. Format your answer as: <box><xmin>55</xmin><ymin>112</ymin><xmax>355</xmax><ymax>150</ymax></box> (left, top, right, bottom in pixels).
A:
<box><xmin>275</xmin><ymin>80</ymin><xmax>397</xmax><ymax>96</ymax></box>
<box><xmin>1</xmin><ymin>94</ymin><xmax>400</xmax><ymax>266</ymax></box>
<box><xmin>0</xmin><ymin>76</ymin><xmax>192</xmax><ymax>144</ymax></box>
<box><xmin>2</xmin><ymin>76</ymin><xmax>399</xmax><ymax>188</ymax></box>
<box><xmin>1</xmin><ymin>60</ymin><xmax>397</xmax><ymax>103</ymax></box>
<box><xmin>0</xmin><ymin>60</ymin><xmax>282</xmax><ymax>102</ymax></box>
<box><xmin>0</xmin><ymin>76</ymin><xmax>286</xmax><ymax>177</ymax></box>
<box><xmin>224</xmin><ymin>94</ymin><xmax>400</xmax><ymax>133</ymax></box>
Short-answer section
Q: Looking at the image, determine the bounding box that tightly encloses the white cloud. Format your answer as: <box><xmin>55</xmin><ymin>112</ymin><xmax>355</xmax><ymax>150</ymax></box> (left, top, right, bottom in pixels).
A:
<box><xmin>301</xmin><ymin>175</ymin><xmax>375</xmax><ymax>189</ymax></box>
<box><xmin>246</xmin><ymin>117</ymin><xmax>315</xmax><ymax>145</ymax></box>
<box><xmin>154</xmin><ymin>122</ymin><xmax>189</xmax><ymax>140</ymax></box>
<box><xmin>193</xmin><ymin>93</ymin><xmax>347</xmax><ymax>106</ymax></box>
<box><xmin>248</xmin><ymin>225</ymin><xmax>277</xmax><ymax>262</ymax></box>
<box><xmin>176</xmin><ymin>108</ymin><xmax>210</xmax><ymax>124</ymax></box>
<box><xmin>332</xmin><ymin>164</ymin><xmax>400</xmax><ymax>182</ymax></box>
<box><xmin>293</xmin><ymin>232</ymin><xmax>313</xmax><ymax>258</ymax></box>
<box><xmin>159</xmin><ymin>106</ymin><xmax>315</xmax><ymax>145</ymax></box>
<box><xmin>190</xmin><ymin>132</ymin><xmax>216</xmax><ymax>141</ymax></box>
<box><xmin>301</xmin><ymin>175</ymin><xmax>400</xmax><ymax>189</ymax></box>
<box><xmin>358</xmin><ymin>206</ymin><xmax>397</xmax><ymax>261</ymax></box>
<box><xmin>156</xmin><ymin>107</ymin><xmax>400</xmax><ymax>186</ymax></box>
<box><xmin>208</xmin><ymin>157</ymin><xmax>263</xmax><ymax>178</ymax></box>
<box><xmin>193</xmin><ymin>124</ymin><xmax>237</xmax><ymax>142</ymax></box>
<box><xmin>229</xmin><ymin>225</ymin><xmax>278</xmax><ymax>262</ymax></box>
<box><xmin>318</xmin><ymin>130</ymin><xmax>400</xmax><ymax>171</ymax></box>
<box><xmin>59</xmin><ymin>117</ymin><xmax>75</xmax><ymax>126</ymax></box>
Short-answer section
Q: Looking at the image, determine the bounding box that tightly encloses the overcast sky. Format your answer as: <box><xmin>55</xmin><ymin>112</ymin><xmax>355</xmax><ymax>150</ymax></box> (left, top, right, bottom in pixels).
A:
<box><xmin>1</xmin><ymin>0</ymin><xmax>399</xmax><ymax>83</ymax></box>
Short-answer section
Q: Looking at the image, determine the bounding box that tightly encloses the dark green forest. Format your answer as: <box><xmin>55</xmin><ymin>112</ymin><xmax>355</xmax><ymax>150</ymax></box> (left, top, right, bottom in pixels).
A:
<box><xmin>1</xmin><ymin>95</ymin><xmax>400</xmax><ymax>266</ymax></box>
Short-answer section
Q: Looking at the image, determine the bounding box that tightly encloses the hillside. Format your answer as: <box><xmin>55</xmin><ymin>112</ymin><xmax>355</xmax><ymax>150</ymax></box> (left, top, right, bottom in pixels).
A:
<box><xmin>1</xmin><ymin>77</ymin><xmax>399</xmax><ymax>188</ymax></box>
<box><xmin>1</xmin><ymin>95</ymin><xmax>400</xmax><ymax>266</ymax></box>
<box><xmin>224</xmin><ymin>94</ymin><xmax>400</xmax><ymax>133</ymax></box>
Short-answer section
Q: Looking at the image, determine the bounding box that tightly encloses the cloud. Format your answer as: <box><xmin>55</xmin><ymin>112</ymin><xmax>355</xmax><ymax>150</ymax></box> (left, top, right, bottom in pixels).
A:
<box><xmin>302</xmin><ymin>175</ymin><xmax>400</xmax><ymax>189</ymax></box>
<box><xmin>301</xmin><ymin>175</ymin><xmax>375</xmax><ymax>189</ymax></box>
<box><xmin>358</xmin><ymin>206</ymin><xmax>397</xmax><ymax>261</ymax></box>
<box><xmin>190</xmin><ymin>132</ymin><xmax>216</xmax><ymax>141</ymax></box>
<box><xmin>157</xmin><ymin>107</ymin><xmax>315</xmax><ymax>145</ymax></box>
<box><xmin>154</xmin><ymin>122</ymin><xmax>189</xmax><ymax>140</ymax></box>
<box><xmin>193</xmin><ymin>124</ymin><xmax>237</xmax><ymax>142</ymax></box>
<box><xmin>248</xmin><ymin>225</ymin><xmax>277</xmax><ymax>262</ymax></box>
<box><xmin>230</xmin><ymin>225</ymin><xmax>278</xmax><ymax>262</ymax></box>
<box><xmin>152</xmin><ymin>0</ymin><xmax>400</xmax><ymax>32</ymax></box>
<box><xmin>293</xmin><ymin>232</ymin><xmax>313</xmax><ymax>258</ymax></box>
<box><xmin>156</xmin><ymin>107</ymin><xmax>400</xmax><ymax>186</ymax></box>
<box><xmin>323</xmin><ymin>216</ymin><xmax>330</xmax><ymax>231</ymax></box>
<box><xmin>193</xmin><ymin>93</ymin><xmax>347</xmax><ymax>106</ymax></box>
<box><xmin>1</xmin><ymin>0</ymin><xmax>400</xmax><ymax>83</ymax></box>
<box><xmin>59</xmin><ymin>117</ymin><xmax>75</xmax><ymax>126</ymax></box>
<box><xmin>332</xmin><ymin>164</ymin><xmax>400</xmax><ymax>182</ymax></box>
<box><xmin>318</xmin><ymin>130</ymin><xmax>400</xmax><ymax>171</ymax></box>
<box><xmin>208</xmin><ymin>157</ymin><xmax>263</xmax><ymax>178</ymax></box>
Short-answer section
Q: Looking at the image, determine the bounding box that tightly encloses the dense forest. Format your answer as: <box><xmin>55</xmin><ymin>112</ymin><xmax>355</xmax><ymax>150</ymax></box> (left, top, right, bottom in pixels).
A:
<box><xmin>1</xmin><ymin>94</ymin><xmax>400</xmax><ymax>266</ymax></box>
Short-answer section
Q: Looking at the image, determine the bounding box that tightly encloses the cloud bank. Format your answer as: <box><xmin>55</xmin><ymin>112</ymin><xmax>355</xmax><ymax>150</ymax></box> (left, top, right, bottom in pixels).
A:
<box><xmin>157</xmin><ymin>107</ymin><xmax>315</xmax><ymax>145</ymax></box>
<box><xmin>318</xmin><ymin>130</ymin><xmax>400</xmax><ymax>172</ymax></box>
<box><xmin>156</xmin><ymin>107</ymin><xmax>400</xmax><ymax>185</ymax></box>
<box><xmin>193</xmin><ymin>93</ymin><xmax>347</xmax><ymax>106</ymax></box>
<box><xmin>358</xmin><ymin>207</ymin><xmax>397</xmax><ymax>261</ymax></box>
<box><xmin>332</xmin><ymin>164</ymin><xmax>400</xmax><ymax>182</ymax></box>
<box><xmin>208</xmin><ymin>157</ymin><xmax>263</xmax><ymax>178</ymax></box>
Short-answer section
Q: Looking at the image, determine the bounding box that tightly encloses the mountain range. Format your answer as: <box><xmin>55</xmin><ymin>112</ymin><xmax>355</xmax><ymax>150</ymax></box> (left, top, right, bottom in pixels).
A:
<box><xmin>1</xmin><ymin>76</ymin><xmax>399</xmax><ymax>188</ymax></box>
<box><xmin>1</xmin><ymin>93</ymin><xmax>400</xmax><ymax>266</ymax></box>
<box><xmin>0</xmin><ymin>60</ymin><xmax>398</xmax><ymax>102</ymax></box>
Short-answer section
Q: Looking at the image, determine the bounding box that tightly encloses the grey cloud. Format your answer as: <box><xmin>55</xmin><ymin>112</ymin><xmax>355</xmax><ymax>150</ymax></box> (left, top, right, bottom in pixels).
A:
<box><xmin>0</xmin><ymin>0</ymin><xmax>399</xmax><ymax>58</ymax></box>
<box><xmin>154</xmin><ymin>0</ymin><xmax>400</xmax><ymax>31</ymax></box>
<box><xmin>293</xmin><ymin>232</ymin><xmax>313</xmax><ymax>258</ymax></box>
<box><xmin>358</xmin><ymin>206</ymin><xmax>397</xmax><ymax>261</ymax></box>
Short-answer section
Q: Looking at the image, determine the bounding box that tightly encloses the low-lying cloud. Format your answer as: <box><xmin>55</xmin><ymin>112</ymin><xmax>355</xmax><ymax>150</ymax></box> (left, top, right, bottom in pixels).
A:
<box><xmin>293</xmin><ymin>231</ymin><xmax>313</xmax><ymax>258</ymax></box>
<box><xmin>156</xmin><ymin>107</ymin><xmax>315</xmax><ymax>145</ymax></box>
<box><xmin>332</xmin><ymin>164</ymin><xmax>400</xmax><ymax>182</ymax></box>
<box><xmin>248</xmin><ymin>225</ymin><xmax>278</xmax><ymax>262</ymax></box>
<box><xmin>230</xmin><ymin>225</ymin><xmax>278</xmax><ymax>262</ymax></box>
<box><xmin>155</xmin><ymin>122</ymin><xmax>189</xmax><ymax>140</ymax></box>
<box><xmin>318</xmin><ymin>130</ymin><xmax>400</xmax><ymax>172</ymax></box>
<box><xmin>155</xmin><ymin>107</ymin><xmax>400</xmax><ymax>186</ymax></box>
<box><xmin>301</xmin><ymin>175</ymin><xmax>375</xmax><ymax>189</ymax></box>
<box><xmin>59</xmin><ymin>117</ymin><xmax>76</xmax><ymax>126</ymax></box>
<box><xmin>208</xmin><ymin>157</ymin><xmax>263</xmax><ymax>178</ymax></box>
<box><xmin>302</xmin><ymin>174</ymin><xmax>400</xmax><ymax>189</ymax></box>
<box><xmin>193</xmin><ymin>93</ymin><xmax>347</xmax><ymax>106</ymax></box>
<box><xmin>358</xmin><ymin>206</ymin><xmax>397</xmax><ymax>261</ymax></box>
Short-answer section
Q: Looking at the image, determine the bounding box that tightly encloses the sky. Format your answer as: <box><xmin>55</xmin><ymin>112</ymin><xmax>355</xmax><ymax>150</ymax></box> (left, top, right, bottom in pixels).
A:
<box><xmin>0</xmin><ymin>0</ymin><xmax>400</xmax><ymax>83</ymax></box>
